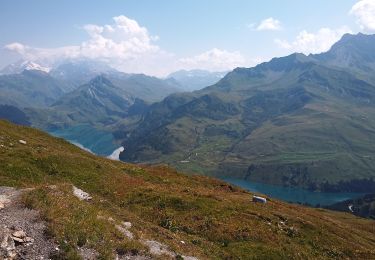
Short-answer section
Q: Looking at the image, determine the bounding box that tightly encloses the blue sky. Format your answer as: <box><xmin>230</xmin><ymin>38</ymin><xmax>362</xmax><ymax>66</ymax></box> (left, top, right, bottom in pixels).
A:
<box><xmin>0</xmin><ymin>0</ymin><xmax>374</xmax><ymax>76</ymax></box>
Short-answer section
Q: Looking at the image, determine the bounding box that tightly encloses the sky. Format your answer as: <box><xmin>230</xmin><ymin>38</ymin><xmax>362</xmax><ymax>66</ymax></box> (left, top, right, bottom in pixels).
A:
<box><xmin>0</xmin><ymin>0</ymin><xmax>374</xmax><ymax>76</ymax></box>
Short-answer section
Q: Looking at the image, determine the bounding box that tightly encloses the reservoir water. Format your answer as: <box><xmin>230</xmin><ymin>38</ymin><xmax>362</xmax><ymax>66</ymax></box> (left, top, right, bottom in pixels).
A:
<box><xmin>47</xmin><ymin>125</ymin><xmax>365</xmax><ymax>206</ymax></box>
<box><xmin>48</xmin><ymin>124</ymin><xmax>117</xmax><ymax>156</ymax></box>
<box><xmin>222</xmin><ymin>178</ymin><xmax>364</xmax><ymax>206</ymax></box>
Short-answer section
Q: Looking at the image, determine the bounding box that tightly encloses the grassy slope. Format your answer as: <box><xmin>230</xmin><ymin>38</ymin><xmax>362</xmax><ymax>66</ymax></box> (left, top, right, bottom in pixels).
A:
<box><xmin>120</xmin><ymin>62</ymin><xmax>375</xmax><ymax>192</ymax></box>
<box><xmin>0</xmin><ymin>70</ymin><xmax>67</xmax><ymax>108</ymax></box>
<box><xmin>26</xmin><ymin>76</ymin><xmax>136</xmax><ymax>131</ymax></box>
<box><xmin>0</xmin><ymin>120</ymin><xmax>374</xmax><ymax>259</ymax></box>
<box><xmin>325</xmin><ymin>194</ymin><xmax>375</xmax><ymax>219</ymax></box>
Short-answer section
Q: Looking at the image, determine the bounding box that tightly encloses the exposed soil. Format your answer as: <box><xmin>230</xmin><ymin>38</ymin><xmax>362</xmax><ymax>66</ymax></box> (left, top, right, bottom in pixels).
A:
<box><xmin>0</xmin><ymin>186</ymin><xmax>58</xmax><ymax>259</ymax></box>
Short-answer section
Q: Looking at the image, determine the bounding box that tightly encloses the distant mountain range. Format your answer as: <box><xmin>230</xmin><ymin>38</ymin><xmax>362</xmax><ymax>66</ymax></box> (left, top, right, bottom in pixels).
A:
<box><xmin>49</xmin><ymin>59</ymin><xmax>118</xmax><ymax>90</ymax></box>
<box><xmin>0</xmin><ymin>58</ymin><xmax>188</xmax><ymax>130</ymax></box>
<box><xmin>0</xmin><ymin>70</ymin><xmax>68</xmax><ymax>108</ymax></box>
<box><xmin>0</xmin><ymin>58</ymin><xmax>187</xmax><ymax>103</ymax></box>
<box><xmin>0</xmin><ymin>58</ymin><xmax>230</xmax><ymax>134</ymax></box>
<box><xmin>28</xmin><ymin>75</ymin><xmax>147</xmax><ymax>129</ymax></box>
<box><xmin>2</xmin><ymin>34</ymin><xmax>375</xmax><ymax>194</ymax></box>
<box><xmin>0</xmin><ymin>60</ymin><xmax>50</xmax><ymax>75</ymax></box>
<box><xmin>119</xmin><ymin>33</ymin><xmax>375</xmax><ymax>193</ymax></box>
<box><xmin>167</xmin><ymin>69</ymin><xmax>227</xmax><ymax>91</ymax></box>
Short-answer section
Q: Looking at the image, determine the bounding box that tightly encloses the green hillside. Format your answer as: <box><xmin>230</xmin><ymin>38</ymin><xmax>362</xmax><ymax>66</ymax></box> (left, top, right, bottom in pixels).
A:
<box><xmin>0</xmin><ymin>70</ymin><xmax>69</xmax><ymax>108</ymax></box>
<box><xmin>120</xmin><ymin>34</ymin><xmax>375</xmax><ymax>192</ymax></box>
<box><xmin>50</xmin><ymin>59</ymin><xmax>182</xmax><ymax>103</ymax></box>
<box><xmin>0</xmin><ymin>120</ymin><xmax>375</xmax><ymax>259</ymax></box>
<box><xmin>326</xmin><ymin>194</ymin><xmax>375</xmax><ymax>219</ymax></box>
<box><xmin>25</xmin><ymin>76</ymin><xmax>148</xmax><ymax>131</ymax></box>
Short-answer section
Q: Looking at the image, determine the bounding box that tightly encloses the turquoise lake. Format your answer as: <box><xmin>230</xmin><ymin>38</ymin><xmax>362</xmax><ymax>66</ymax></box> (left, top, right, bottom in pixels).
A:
<box><xmin>222</xmin><ymin>178</ymin><xmax>364</xmax><ymax>206</ymax></box>
<box><xmin>48</xmin><ymin>125</ymin><xmax>117</xmax><ymax>156</ymax></box>
<box><xmin>47</xmin><ymin>125</ymin><xmax>365</xmax><ymax>206</ymax></box>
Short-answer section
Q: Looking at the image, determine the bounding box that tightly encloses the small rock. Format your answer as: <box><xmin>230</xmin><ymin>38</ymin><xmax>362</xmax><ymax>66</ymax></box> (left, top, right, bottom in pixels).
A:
<box><xmin>252</xmin><ymin>195</ymin><xmax>267</xmax><ymax>203</ymax></box>
<box><xmin>24</xmin><ymin>237</ymin><xmax>34</xmax><ymax>243</ymax></box>
<box><xmin>122</xmin><ymin>222</ymin><xmax>132</xmax><ymax>229</ymax></box>
<box><xmin>48</xmin><ymin>185</ymin><xmax>57</xmax><ymax>190</ymax></box>
<box><xmin>183</xmin><ymin>257</ymin><xmax>199</xmax><ymax>260</ymax></box>
<box><xmin>18</xmin><ymin>140</ymin><xmax>27</xmax><ymax>145</ymax></box>
<box><xmin>96</xmin><ymin>215</ymin><xmax>106</xmax><ymax>221</ymax></box>
<box><xmin>11</xmin><ymin>237</ymin><xmax>24</xmax><ymax>243</ymax></box>
<box><xmin>143</xmin><ymin>240</ymin><xmax>174</xmax><ymax>257</ymax></box>
<box><xmin>72</xmin><ymin>186</ymin><xmax>92</xmax><ymax>201</ymax></box>
<box><xmin>8</xmin><ymin>251</ymin><xmax>17</xmax><ymax>258</ymax></box>
<box><xmin>180</xmin><ymin>241</ymin><xmax>185</xmax><ymax>244</ymax></box>
<box><xmin>0</xmin><ymin>196</ymin><xmax>10</xmax><ymax>208</ymax></box>
<box><xmin>1</xmin><ymin>230</ymin><xmax>17</xmax><ymax>259</ymax></box>
<box><xmin>12</xmin><ymin>231</ymin><xmax>26</xmax><ymax>239</ymax></box>
<box><xmin>115</xmin><ymin>224</ymin><xmax>133</xmax><ymax>239</ymax></box>
<box><xmin>10</xmin><ymin>230</ymin><xmax>33</xmax><ymax>244</ymax></box>
<box><xmin>1</xmin><ymin>233</ymin><xmax>15</xmax><ymax>251</ymax></box>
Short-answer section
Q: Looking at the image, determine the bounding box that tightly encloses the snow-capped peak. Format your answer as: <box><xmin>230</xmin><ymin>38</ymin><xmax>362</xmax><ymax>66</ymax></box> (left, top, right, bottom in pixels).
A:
<box><xmin>21</xmin><ymin>61</ymin><xmax>50</xmax><ymax>73</ymax></box>
<box><xmin>0</xmin><ymin>60</ymin><xmax>50</xmax><ymax>75</ymax></box>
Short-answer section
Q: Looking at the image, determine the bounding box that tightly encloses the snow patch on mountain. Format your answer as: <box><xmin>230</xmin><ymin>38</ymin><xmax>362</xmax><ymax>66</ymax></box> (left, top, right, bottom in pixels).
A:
<box><xmin>0</xmin><ymin>60</ymin><xmax>50</xmax><ymax>75</ymax></box>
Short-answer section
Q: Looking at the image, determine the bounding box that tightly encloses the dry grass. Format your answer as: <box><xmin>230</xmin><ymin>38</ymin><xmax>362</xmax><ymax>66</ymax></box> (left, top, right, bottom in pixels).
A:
<box><xmin>0</xmin><ymin>120</ymin><xmax>375</xmax><ymax>259</ymax></box>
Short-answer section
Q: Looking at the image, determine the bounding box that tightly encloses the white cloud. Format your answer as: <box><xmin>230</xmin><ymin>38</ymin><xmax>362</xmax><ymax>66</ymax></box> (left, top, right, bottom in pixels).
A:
<box><xmin>4</xmin><ymin>42</ymin><xmax>78</xmax><ymax>63</ymax></box>
<box><xmin>178</xmin><ymin>48</ymin><xmax>246</xmax><ymax>72</ymax></box>
<box><xmin>5</xmin><ymin>42</ymin><xmax>27</xmax><ymax>54</ymax></box>
<box><xmin>79</xmin><ymin>15</ymin><xmax>160</xmax><ymax>60</ymax></box>
<box><xmin>256</xmin><ymin>17</ymin><xmax>282</xmax><ymax>31</ymax></box>
<box><xmin>4</xmin><ymin>15</ymin><xmax>166</xmax><ymax>75</ymax></box>
<box><xmin>4</xmin><ymin>15</ymin><xmax>249</xmax><ymax>76</ymax></box>
<box><xmin>350</xmin><ymin>0</ymin><xmax>375</xmax><ymax>32</ymax></box>
<box><xmin>274</xmin><ymin>26</ymin><xmax>352</xmax><ymax>54</ymax></box>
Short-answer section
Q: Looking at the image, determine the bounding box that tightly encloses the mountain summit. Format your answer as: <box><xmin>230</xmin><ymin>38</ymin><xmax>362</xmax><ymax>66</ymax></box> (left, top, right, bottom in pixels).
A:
<box><xmin>119</xmin><ymin>33</ymin><xmax>375</xmax><ymax>193</ymax></box>
<box><xmin>0</xmin><ymin>60</ymin><xmax>50</xmax><ymax>75</ymax></box>
<box><xmin>313</xmin><ymin>33</ymin><xmax>375</xmax><ymax>74</ymax></box>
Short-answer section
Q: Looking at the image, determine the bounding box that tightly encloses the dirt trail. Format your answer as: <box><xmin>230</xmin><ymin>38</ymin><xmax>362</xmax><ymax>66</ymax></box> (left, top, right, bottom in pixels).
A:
<box><xmin>0</xmin><ymin>186</ymin><xmax>58</xmax><ymax>259</ymax></box>
<box><xmin>0</xmin><ymin>186</ymin><xmax>195</xmax><ymax>259</ymax></box>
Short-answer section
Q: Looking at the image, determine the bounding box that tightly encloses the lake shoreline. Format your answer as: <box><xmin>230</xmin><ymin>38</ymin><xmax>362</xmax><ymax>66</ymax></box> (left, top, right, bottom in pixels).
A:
<box><xmin>222</xmin><ymin>177</ymin><xmax>365</xmax><ymax>207</ymax></box>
